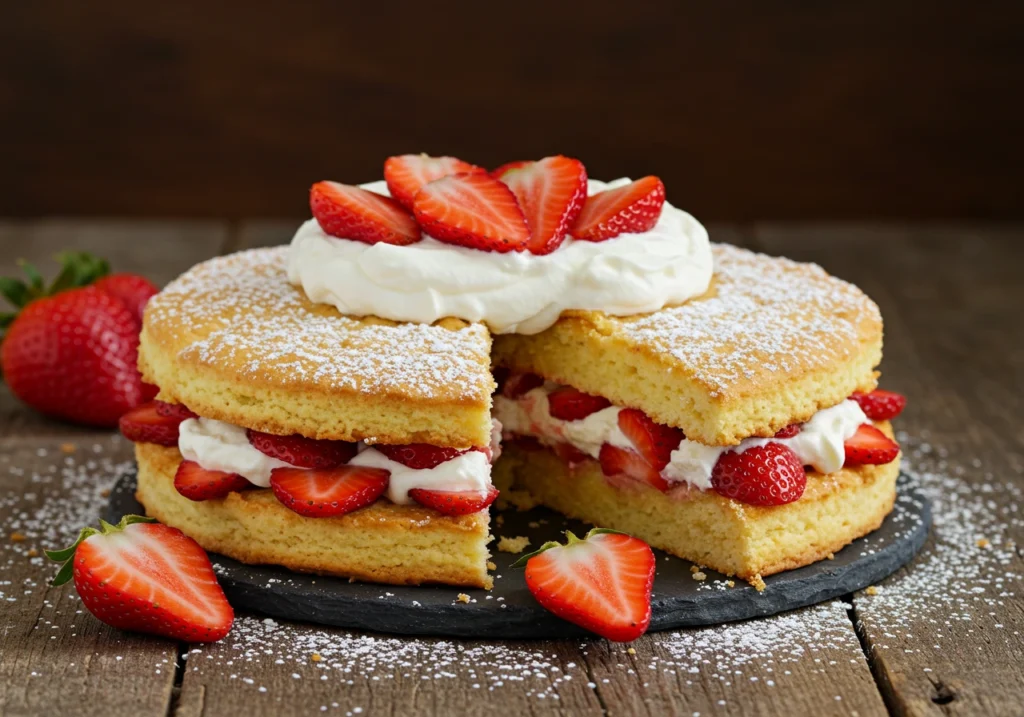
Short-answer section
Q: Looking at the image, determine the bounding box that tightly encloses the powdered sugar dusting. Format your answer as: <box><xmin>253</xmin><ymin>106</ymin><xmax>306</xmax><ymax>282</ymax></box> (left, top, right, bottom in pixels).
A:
<box><xmin>621</xmin><ymin>244</ymin><xmax>882</xmax><ymax>396</ymax></box>
<box><xmin>147</xmin><ymin>248</ymin><xmax>492</xmax><ymax>401</ymax></box>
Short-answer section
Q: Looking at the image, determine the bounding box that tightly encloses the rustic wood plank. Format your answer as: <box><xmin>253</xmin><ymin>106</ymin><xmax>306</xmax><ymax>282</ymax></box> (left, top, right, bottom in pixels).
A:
<box><xmin>754</xmin><ymin>224</ymin><xmax>1024</xmax><ymax>716</ymax></box>
<box><xmin>0</xmin><ymin>436</ymin><xmax>177</xmax><ymax>717</ymax></box>
<box><xmin>0</xmin><ymin>220</ymin><xmax>229</xmax><ymax>440</ymax></box>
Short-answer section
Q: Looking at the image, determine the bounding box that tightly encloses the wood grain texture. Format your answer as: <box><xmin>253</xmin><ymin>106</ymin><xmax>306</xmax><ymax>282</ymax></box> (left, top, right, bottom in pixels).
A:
<box><xmin>753</xmin><ymin>225</ymin><xmax>1024</xmax><ymax>716</ymax></box>
<box><xmin>1</xmin><ymin>2</ymin><xmax>1022</xmax><ymax>220</ymax></box>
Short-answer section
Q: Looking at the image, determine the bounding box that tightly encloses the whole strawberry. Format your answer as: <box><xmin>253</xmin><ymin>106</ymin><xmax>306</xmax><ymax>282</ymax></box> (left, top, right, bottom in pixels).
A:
<box><xmin>1</xmin><ymin>252</ymin><xmax>155</xmax><ymax>427</ymax></box>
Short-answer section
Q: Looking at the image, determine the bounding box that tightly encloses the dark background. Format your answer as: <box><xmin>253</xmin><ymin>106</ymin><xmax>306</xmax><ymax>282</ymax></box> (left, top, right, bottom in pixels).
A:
<box><xmin>2</xmin><ymin>1</ymin><xmax>1022</xmax><ymax>221</ymax></box>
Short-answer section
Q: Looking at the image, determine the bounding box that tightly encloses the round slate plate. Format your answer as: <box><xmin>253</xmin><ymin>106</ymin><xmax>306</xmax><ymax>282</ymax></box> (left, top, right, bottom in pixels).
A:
<box><xmin>106</xmin><ymin>471</ymin><xmax>929</xmax><ymax>638</ymax></box>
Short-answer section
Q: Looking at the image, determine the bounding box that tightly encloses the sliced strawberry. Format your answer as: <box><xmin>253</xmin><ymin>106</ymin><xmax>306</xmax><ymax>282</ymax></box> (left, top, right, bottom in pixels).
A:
<box><xmin>616</xmin><ymin>409</ymin><xmax>683</xmax><ymax>471</ymax></box>
<box><xmin>489</xmin><ymin>160</ymin><xmax>531</xmax><ymax>178</ymax></box>
<box><xmin>141</xmin><ymin>382</ymin><xmax>160</xmax><ymax>403</ymax></box>
<box><xmin>774</xmin><ymin>423</ymin><xmax>802</xmax><ymax>439</ymax></box>
<box><xmin>850</xmin><ymin>390</ymin><xmax>907</xmax><ymax>421</ymax></box>
<box><xmin>493</xmin><ymin>155</ymin><xmax>588</xmax><ymax>255</ymax></box>
<box><xmin>384</xmin><ymin>154</ymin><xmax>486</xmax><ymax>211</ymax></box>
<box><xmin>514</xmin><ymin>528</ymin><xmax>655</xmax><ymax>642</ymax></box>
<box><xmin>710</xmin><ymin>442</ymin><xmax>806</xmax><ymax>506</ymax></box>
<box><xmin>269</xmin><ymin>465</ymin><xmax>389</xmax><ymax>518</ymax></box>
<box><xmin>45</xmin><ymin>515</ymin><xmax>233</xmax><ymax>642</ymax></box>
<box><xmin>552</xmin><ymin>442</ymin><xmax>590</xmax><ymax>464</ymax></box>
<box><xmin>174</xmin><ymin>460</ymin><xmax>251</xmax><ymax>501</ymax></box>
<box><xmin>407</xmin><ymin>486</ymin><xmax>499</xmax><ymax>516</ymax></box>
<box><xmin>598</xmin><ymin>443</ymin><xmax>670</xmax><ymax>492</ymax></box>
<box><xmin>376</xmin><ymin>443</ymin><xmax>473</xmax><ymax>470</ymax></box>
<box><xmin>547</xmin><ymin>385</ymin><xmax>611</xmax><ymax>421</ymax></box>
<box><xmin>412</xmin><ymin>173</ymin><xmax>530</xmax><ymax>253</ymax></box>
<box><xmin>310</xmin><ymin>181</ymin><xmax>420</xmax><ymax>245</ymax></box>
<box><xmin>843</xmin><ymin>424</ymin><xmax>900</xmax><ymax>466</ymax></box>
<box><xmin>154</xmin><ymin>400</ymin><xmax>198</xmax><ymax>421</ymax></box>
<box><xmin>502</xmin><ymin>372</ymin><xmax>544</xmax><ymax>399</ymax></box>
<box><xmin>119</xmin><ymin>401</ymin><xmax>187</xmax><ymax>446</ymax></box>
<box><xmin>572</xmin><ymin>176</ymin><xmax>666</xmax><ymax>242</ymax></box>
<box><xmin>246</xmin><ymin>430</ymin><xmax>356</xmax><ymax>469</ymax></box>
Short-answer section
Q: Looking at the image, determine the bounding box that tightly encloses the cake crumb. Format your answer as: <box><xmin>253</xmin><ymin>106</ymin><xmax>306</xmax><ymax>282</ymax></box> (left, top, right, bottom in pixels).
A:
<box><xmin>27</xmin><ymin>548</ymin><xmax>38</xmax><ymax>557</ymax></box>
<box><xmin>60</xmin><ymin>442</ymin><xmax>77</xmax><ymax>454</ymax></box>
<box><xmin>865</xmin><ymin>586</ymin><xmax>879</xmax><ymax>596</ymax></box>
<box><xmin>826</xmin><ymin>553</ymin><xmax>835</xmax><ymax>560</ymax></box>
<box><xmin>692</xmin><ymin>571</ymin><xmax>707</xmax><ymax>582</ymax></box>
<box><xmin>100</xmin><ymin>489</ymin><xmax>111</xmax><ymax>498</ymax></box>
<box><xmin>456</xmin><ymin>593</ymin><xmax>471</xmax><ymax>604</ymax></box>
<box><xmin>725</xmin><ymin>580</ymin><xmax>735</xmax><ymax>588</ymax></box>
<box><xmin>497</xmin><ymin>536</ymin><xmax>531</xmax><ymax>554</ymax></box>
<box><xmin>311</xmin><ymin>653</ymin><xmax>322</xmax><ymax>662</ymax></box>
<box><xmin>689</xmin><ymin>565</ymin><xmax>700</xmax><ymax>573</ymax></box>
<box><xmin>627</xmin><ymin>647</ymin><xmax>636</xmax><ymax>655</ymax></box>
<box><xmin>9</xmin><ymin>532</ymin><xmax>26</xmax><ymax>543</ymax></box>
<box><xmin>751</xmin><ymin>575</ymin><xmax>766</xmax><ymax>591</ymax></box>
<box><xmin>976</xmin><ymin>538</ymin><xmax>990</xmax><ymax>548</ymax></box>
<box><xmin>486</xmin><ymin>561</ymin><xmax>497</xmax><ymax>571</ymax></box>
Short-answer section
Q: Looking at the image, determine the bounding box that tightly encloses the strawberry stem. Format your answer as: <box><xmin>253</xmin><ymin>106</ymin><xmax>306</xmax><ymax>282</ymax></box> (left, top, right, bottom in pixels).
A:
<box><xmin>45</xmin><ymin>514</ymin><xmax>155</xmax><ymax>586</ymax></box>
<box><xmin>509</xmin><ymin>526</ymin><xmax>630</xmax><ymax>568</ymax></box>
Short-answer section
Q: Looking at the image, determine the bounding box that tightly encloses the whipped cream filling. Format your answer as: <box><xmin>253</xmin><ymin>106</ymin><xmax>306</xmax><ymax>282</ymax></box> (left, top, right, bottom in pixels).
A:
<box><xmin>494</xmin><ymin>387</ymin><xmax>869</xmax><ymax>491</ymax></box>
<box><xmin>178</xmin><ymin>417</ymin><xmax>296</xmax><ymax>488</ymax></box>
<box><xmin>178</xmin><ymin>416</ymin><xmax>496</xmax><ymax>504</ymax></box>
<box><xmin>287</xmin><ymin>178</ymin><xmax>713</xmax><ymax>335</ymax></box>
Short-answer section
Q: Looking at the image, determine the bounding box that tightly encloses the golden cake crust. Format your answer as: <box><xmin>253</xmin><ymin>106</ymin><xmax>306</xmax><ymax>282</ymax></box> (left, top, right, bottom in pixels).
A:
<box><xmin>493</xmin><ymin>244</ymin><xmax>883</xmax><ymax>446</ymax></box>
<box><xmin>494</xmin><ymin>422</ymin><xmax>900</xmax><ymax>588</ymax></box>
<box><xmin>134</xmin><ymin>443</ymin><xmax>493</xmax><ymax>589</ymax></box>
<box><xmin>139</xmin><ymin>247</ymin><xmax>494</xmax><ymax>447</ymax></box>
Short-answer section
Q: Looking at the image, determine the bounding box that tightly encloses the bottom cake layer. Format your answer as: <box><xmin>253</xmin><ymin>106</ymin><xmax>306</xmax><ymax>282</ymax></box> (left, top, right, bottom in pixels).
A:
<box><xmin>493</xmin><ymin>427</ymin><xmax>900</xmax><ymax>590</ymax></box>
<box><xmin>134</xmin><ymin>443</ymin><xmax>494</xmax><ymax>588</ymax></box>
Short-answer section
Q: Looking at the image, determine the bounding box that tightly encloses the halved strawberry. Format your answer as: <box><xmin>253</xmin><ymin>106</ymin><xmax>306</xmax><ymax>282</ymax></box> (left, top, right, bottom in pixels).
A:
<box><xmin>547</xmin><ymin>385</ymin><xmax>611</xmax><ymax>421</ymax></box>
<box><xmin>572</xmin><ymin>176</ymin><xmax>666</xmax><ymax>242</ymax></box>
<box><xmin>850</xmin><ymin>390</ymin><xmax>907</xmax><ymax>421</ymax></box>
<box><xmin>774</xmin><ymin>424</ymin><xmax>802</xmax><ymax>439</ymax></box>
<box><xmin>154</xmin><ymin>400</ymin><xmax>198</xmax><ymax>421</ymax></box>
<box><xmin>710</xmin><ymin>442</ymin><xmax>806</xmax><ymax>506</ymax></box>
<box><xmin>269</xmin><ymin>465</ymin><xmax>389</xmax><ymax>518</ymax></box>
<box><xmin>46</xmin><ymin>515</ymin><xmax>233</xmax><ymax>642</ymax></box>
<box><xmin>490</xmin><ymin>160</ymin><xmax>531</xmax><ymax>178</ymax></box>
<box><xmin>493</xmin><ymin>155</ymin><xmax>588</xmax><ymax>255</ymax></box>
<box><xmin>407</xmin><ymin>486</ymin><xmax>499</xmax><ymax>516</ymax></box>
<box><xmin>412</xmin><ymin>173</ymin><xmax>530</xmax><ymax>253</ymax></box>
<box><xmin>174</xmin><ymin>460</ymin><xmax>251</xmax><ymax>501</ymax></box>
<box><xmin>616</xmin><ymin>409</ymin><xmax>683</xmax><ymax>471</ymax></box>
<box><xmin>513</xmin><ymin>528</ymin><xmax>655</xmax><ymax>642</ymax></box>
<box><xmin>502</xmin><ymin>372</ymin><xmax>545</xmax><ymax>399</ymax></box>
<box><xmin>247</xmin><ymin>430</ymin><xmax>356</xmax><ymax>469</ymax></box>
<box><xmin>376</xmin><ymin>443</ymin><xmax>472</xmax><ymax>470</ymax></box>
<box><xmin>310</xmin><ymin>181</ymin><xmax>420</xmax><ymax>245</ymax></box>
<box><xmin>384</xmin><ymin>154</ymin><xmax>486</xmax><ymax>211</ymax></box>
<box><xmin>843</xmin><ymin>424</ymin><xmax>900</xmax><ymax>466</ymax></box>
<box><xmin>598</xmin><ymin>443</ymin><xmax>670</xmax><ymax>492</ymax></box>
<box><xmin>119</xmin><ymin>401</ymin><xmax>188</xmax><ymax>446</ymax></box>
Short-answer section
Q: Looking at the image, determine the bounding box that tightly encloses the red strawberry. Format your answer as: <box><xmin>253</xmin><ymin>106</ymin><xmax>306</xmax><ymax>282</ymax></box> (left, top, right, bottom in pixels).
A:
<box><xmin>408</xmin><ymin>486</ymin><xmax>499</xmax><ymax>515</ymax></box>
<box><xmin>247</xmin><ymin>430</ymin><xmax>356</xmax><ymax>469</ymax></box>
<box><xmin>850</xmin><ymin>390</ymin><xmax>907</xmax><ymax>421</ymax></box>
<box><xmin>513</xmin><ymin>528</ymin><xmax>655</xmax><ymax>642</ymax></box>
<box><xmin>45</xmin><ymin>515</ymin><xmax>233</xmax><ymax>642</ymax></box>
<box><xmin>310</xmin><ymin>181</ymin><xmax>420</xmax><ymax>246</ymax></box>
<box><xmin>710</xmin><ymin>442</ymin><xmax>806</xmax><ymax>506</ymax></box>
<box><xmin>501</xmin><ymin>372</ymin><xmax>545</xmax><ymax>399</ymax></box>
<box><xmin>843</xmin><ymin>424</ymin><xmax>900</xmax><ymax>466</ymax></box>
<box><xmin>572</xmin><ymin>176</ymin><xmax>666</xmax><ymax>242</ymax></box>
<box><xmin>598</xmin><ymin>443</ymin><xmax>670</xmax><ymax>492</ymax></box>
<box><xmin>141</xmin><ymin>382</ymin><xmax>160</xmax><ymax>402</ymax></box>
<box><xmin>490</xmin><ymin>160</ymin><xmax>531</xmax><ymax>178</ymax></box>
<box><xmin>174</xmin><ymin>460</ymin><xmax>251</xmax><ymax>501</ymax></box>
<box><xmin>413</xmin><ymin>173</ymin><xmax>530</xmax><ymax>253</ymax></box>
<box><xmin>269</xmin><ymin>465</ymin><xmax>389</xmax><ymax>518</ymax></box>
<box><xmin>376</xmin><ymin>443</ymin><xmax>474</xmax><ymax>470</ymax></box>
<box><xmin>547</xmin><ymin>386</ymin><xmax>611</xmax><ymax>421</ymax></box>
<box><xmin>154</xmin><ymin>400</ymin><xmax>198</xmax><ymax>420</ymax></box>
<box><xmin>384</xmin><ymin>154</ymin><xmax>486</xmax><ymax>211</ymax></box>
<box><xmin>774</xmin><ymin>424</ymin><xmax>802</xmax><ymax>439</ymax></box>
<box><xmin>2</xmin><ymin>285</ymin><xmax>147</xmax><ymax>427</ymax></box>
<box><xmin>493</xmin><ymin>155</ymin><xmax>588</xmax><ymax>255</ymax></box>
<box><xmin>617</xmin><ymin>409</ymin><xmax>683</xmax><ymax>471</ymax></box>
<box><xmin>119</xmin><ymin>401</ymin><xmax>189</xmax><ymax>446</ymax></box>
<box><xmin>93</xmin><ymin>273</ymin><xmax>159</xmax><ymax>325</ymax></box>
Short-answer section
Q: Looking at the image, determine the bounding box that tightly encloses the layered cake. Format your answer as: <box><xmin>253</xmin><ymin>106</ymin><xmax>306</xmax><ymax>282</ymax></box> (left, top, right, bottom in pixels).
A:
<box><xmin>119</xmin><ymin>154</ymin><xmax>903</xmax><ymax>590</ymax></box>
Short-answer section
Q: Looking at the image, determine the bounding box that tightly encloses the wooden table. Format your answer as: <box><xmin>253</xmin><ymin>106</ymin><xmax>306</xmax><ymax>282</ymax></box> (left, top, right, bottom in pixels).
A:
<box><xmin>0</xmin><ymin>221</ymin><xmax>1021</xmax><ymax>716</ymax></box>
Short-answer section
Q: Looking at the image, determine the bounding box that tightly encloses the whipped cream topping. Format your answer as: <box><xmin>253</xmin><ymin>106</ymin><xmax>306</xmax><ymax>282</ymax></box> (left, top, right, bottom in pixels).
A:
<box><xmin>287</xmin><ymin>179</ymin><xmax>713</xmax><ymax>335</ymax></box>
<box><xmin>494</xmin><ymin>386</ymin><xmax>869</xmax><ymax>491</ymax></box>
<box><xmin>178</xmin><ymin>417</ymin><xmax>296</xmax><ymax>488</ymax></box>
<box><xmin>349</xmin><ymin>448</ymin><xmax>493</xmax><ymax>505</ymax></box>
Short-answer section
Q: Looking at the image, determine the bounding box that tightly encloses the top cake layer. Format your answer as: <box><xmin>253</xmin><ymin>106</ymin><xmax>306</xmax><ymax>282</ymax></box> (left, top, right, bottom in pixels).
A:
<box><xmin>139</xmin><ymin>247</ymin><xmax>495</xmax><ymax>447</ymax></box>
<box><xmin>492</xmin><ymin>244</ymin><xmax>883</xmax><ymax>446</ymax></box>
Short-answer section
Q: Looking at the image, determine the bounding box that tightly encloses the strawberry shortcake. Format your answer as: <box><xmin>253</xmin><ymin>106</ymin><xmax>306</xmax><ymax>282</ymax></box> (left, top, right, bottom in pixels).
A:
<box><xmin>119</xmin><ymin>153</ymin><xmax>903</xmax><ymax>590</ymax></box>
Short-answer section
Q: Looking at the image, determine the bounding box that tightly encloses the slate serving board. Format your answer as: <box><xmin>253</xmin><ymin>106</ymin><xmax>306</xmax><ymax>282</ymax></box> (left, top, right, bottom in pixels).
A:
<box><xmin>105</xmin><ymin>471</ymin><xmax>929</xmax><ymax>638</ymax></box>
